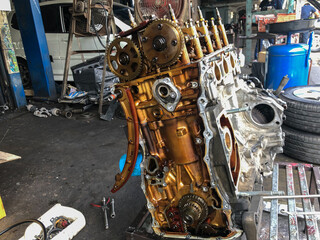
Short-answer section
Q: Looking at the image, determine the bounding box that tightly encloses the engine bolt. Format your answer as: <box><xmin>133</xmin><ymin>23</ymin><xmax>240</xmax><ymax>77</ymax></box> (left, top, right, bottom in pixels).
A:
<box><xmin>152</xmin><ymin>57</ymin><xmax>158</xmax><ymax>63</ymax></box>
<box><xmin>157</xmin><ymin>24</ymin><xmax>163</xmax><ymax>30</ymax></box>
<box><xmin>202</xmin><ymin>186</ymin><xmax>209</xmax><ymax>192</ymax></box>
<box><xmin>195</xmin><ymin>138</ymin><xmax>202</xmax><ymax>144</ymax></box>
<box><xmin>207</xmin><ymin>72</ymin><xmax>215</xmax><ymax>80</ymax></box>
<box><xmin>170</xmin><ymin>92</ymin><xmax>176</xmax><ymax>98</ymax></box>
<box><xmin>156</xmin><ymin>171</ymin><xmax>164</xmax><ymax>178</ymax></box>
<box><xmin>190</xmin><ymin>82</ymin><xmax>198</xmax><ymax>89</ymax></box>
<box><xmin>171</xmin><ymin>40</ymin><xmax>177</xmax><ymax>46</ymax></box>
<box><xmin>142</xmin><ymin>37</ymin><xmax>148</xmax><ymax>42</ymax></box>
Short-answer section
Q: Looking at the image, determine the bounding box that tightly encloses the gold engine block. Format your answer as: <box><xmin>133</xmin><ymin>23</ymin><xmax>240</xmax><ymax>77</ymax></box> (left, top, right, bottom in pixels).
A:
<box><xmin>107</xmin><ymin>6</ymin><xmax>285</xmax><ymax>239</ymax></box>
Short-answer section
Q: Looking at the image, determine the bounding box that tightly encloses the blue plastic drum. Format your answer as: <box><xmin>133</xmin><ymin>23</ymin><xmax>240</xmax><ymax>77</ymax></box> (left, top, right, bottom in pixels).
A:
<box><xmin>266</xmin><ymin>43</ymin><xmax>309</xmax><ymax>90</ymax></box>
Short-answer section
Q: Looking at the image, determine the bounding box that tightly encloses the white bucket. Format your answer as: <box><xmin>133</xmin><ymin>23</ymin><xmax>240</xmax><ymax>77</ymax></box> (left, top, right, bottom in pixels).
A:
<box><xmin>19</xmin><ymin>204</ymin><xmax>86</xmax><ymax>240</ymax></box>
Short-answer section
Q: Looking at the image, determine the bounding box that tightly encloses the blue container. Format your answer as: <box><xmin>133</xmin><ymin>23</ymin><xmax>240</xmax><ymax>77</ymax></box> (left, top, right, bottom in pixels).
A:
<box><xmin>266</xmin><ymin>44</ymin><xmax>309</xmax><ymax>90</ymax></box>
<box><xmin>119</xmin><ymin>153</ymin><xmax>143</xmax><ymax>176</ymax></box>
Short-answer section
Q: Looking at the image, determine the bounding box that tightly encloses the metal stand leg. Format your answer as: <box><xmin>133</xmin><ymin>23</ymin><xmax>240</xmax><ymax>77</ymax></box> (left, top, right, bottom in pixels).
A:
<box><xmin>60</xmin><ymin>18</ymin><xmax>75</xmax><ymax>99</ymax></box>
<box><xmin>98</xmin><ymin>42</ymin><xmax>109</xmax><ymax>115</ymax></box>
<box><xmin>245</xmin><ymin>0</ymin><xmax>253</xmax><ymax>64</ymax></box>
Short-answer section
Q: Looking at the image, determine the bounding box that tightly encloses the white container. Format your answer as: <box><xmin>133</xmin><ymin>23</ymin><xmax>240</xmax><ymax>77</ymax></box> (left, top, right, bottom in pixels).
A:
<box><xmin>19</xmin><ymin>204</ymin><xmax>86</xmax><ymax>240</ymax></box>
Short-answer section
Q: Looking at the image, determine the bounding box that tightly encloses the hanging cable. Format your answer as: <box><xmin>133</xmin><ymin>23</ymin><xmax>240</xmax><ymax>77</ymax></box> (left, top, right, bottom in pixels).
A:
<box><xmin>0</xmin><ymin>219</ymin><xmax>47</xmax><ymax>240</ymax></box>
<box><xmin>91</xmin><ymin>2</ymin><xmax>110</xmax><ymax>49</ymax></box>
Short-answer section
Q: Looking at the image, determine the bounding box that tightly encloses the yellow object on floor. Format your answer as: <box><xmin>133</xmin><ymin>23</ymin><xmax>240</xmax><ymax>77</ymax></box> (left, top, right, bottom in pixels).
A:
<box><xmin>0</xmin><ymin>196</ymin><xmax>6</xmax><ymax>219</ymax></box>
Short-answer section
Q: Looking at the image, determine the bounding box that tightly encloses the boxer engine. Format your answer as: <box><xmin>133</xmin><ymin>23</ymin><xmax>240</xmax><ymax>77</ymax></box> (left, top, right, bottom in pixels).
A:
<box><xmin>107</xmin><ymin>7</ymin><xmax>285</xmax><ymax>239</ymax></box>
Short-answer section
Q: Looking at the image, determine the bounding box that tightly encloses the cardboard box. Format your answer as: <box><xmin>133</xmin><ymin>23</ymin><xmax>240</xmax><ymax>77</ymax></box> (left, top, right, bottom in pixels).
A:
<box><xmin>0</xmin><ymin>196</ymin><xmax>6</xmax><ymax>220</ymax></box>
<box><xmin>277</xmin><ymin>13</ymin><xmax>296</xmax><ymax>23</ymax></box>
<box><xmin>258</xmin><ymin>51</ymin><xmax>267</xmax><ymax>63</ymax></box>
<box><xmin>256</xmin><ymin>15</ymin><xmax>277</xmax><ymax>32</ymax></box>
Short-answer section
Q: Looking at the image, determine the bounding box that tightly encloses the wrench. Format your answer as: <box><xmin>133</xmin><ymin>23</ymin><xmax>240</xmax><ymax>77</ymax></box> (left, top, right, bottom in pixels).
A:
<box><xmin>102</xmin><ymin>197</ymin><xmax>109</xmax><ymax>229</ymax></box>
<box><xmin>110</xmin><ymin>198</ymin><xmax>115</xmax><ymax>218</ymax></box>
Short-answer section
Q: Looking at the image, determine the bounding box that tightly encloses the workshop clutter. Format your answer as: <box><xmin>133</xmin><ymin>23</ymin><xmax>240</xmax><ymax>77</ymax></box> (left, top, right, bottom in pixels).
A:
<box><xmin>26</xmin><ymin>104</ymin><xmax>61</xmax><ymax>118</ymax></box>
<box><xmin>26</xmin><ymin>103</ymin><xmax>94</xmax><ymax>119</ymax></box>
<box><xmin>256</xmin><ymin>13</ymin><xmax>296</xmax><ymax>32</ymax></box>
<box><xmin>90</xmin><ymin>197</ymin><xmax>116</xmax><ymax>230</ymax></box>
<box><xmin>256</xmin><ymin>14</ymin><xmax>277</xmax><ymax>32</ymax></box>
<box><xmin>19</xmin><ymin>204</ymin><xmax>85</xmax><ymax>240</ymax></box>
<box><xmin>276</xmin><ymin>13</ymin><xmax>296</xmax><ymax>23</ymax></box>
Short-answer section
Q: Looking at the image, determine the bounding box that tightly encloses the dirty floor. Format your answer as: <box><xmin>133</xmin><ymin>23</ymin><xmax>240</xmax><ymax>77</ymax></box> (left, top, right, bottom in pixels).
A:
<box><xmin>0</xmin><ymin>108</ymin><xmax>145</xmax><ymax>240</ymax></box>
<box><xmin>0</xmin><ymin>107</ymin><xmax>318</xmax><ymax>240</ymax></box>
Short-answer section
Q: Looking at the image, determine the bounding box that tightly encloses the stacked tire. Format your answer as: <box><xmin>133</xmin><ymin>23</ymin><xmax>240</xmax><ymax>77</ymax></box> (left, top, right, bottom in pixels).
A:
<box><xmin>280</xmin><ymin>85</ymin><xmax>320</xmax><ymax>164</ymax></box>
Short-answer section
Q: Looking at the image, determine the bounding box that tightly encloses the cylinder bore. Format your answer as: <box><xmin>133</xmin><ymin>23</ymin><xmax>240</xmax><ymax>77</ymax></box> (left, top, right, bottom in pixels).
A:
<box><xmin>215</xmin><ymin>64</ymin><xmax>221</xmax><ymax>81</ymax></box>
<box><xmin>224</xmin><ymin>131</ymin><xmax>232</xmax><ymax>151</ymax></box>
<box><xmin>251</xmin><ymin>104</ymin><xmax>275</xmax><ymax>125</ymax></box>
<box><xmin>158</xmin><ymin>85</ymin><xmax>170</xmax><ymax>98</ymax></box>
<box><xmin>223</xmin><ymin>58</ymin><xmax>229</xmax><ymax>74</ymax></box>
<box><xmin>230</xmin><ymin>55</ymin><xmax>235</xmax><ymax>69</ymax></box>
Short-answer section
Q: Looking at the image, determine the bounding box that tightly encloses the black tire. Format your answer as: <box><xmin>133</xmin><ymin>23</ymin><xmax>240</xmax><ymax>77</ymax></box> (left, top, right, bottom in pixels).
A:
<box><xmin>311</xmin><ymin>29</ymin><xmax>320</xmax><ymax>52</ymax></box>
<box><xmin>17</xmin><ymin>58</ymin><xmax>32</xmax><ymax>88</ymax></box>
<box><xmin>280</xmin><ymin>85</ymin><xmax>320</xmax><ymax>133</ymax></box>
<box><xmin>283</xmin><ymin>125</ymin><xmax>320</xmax><ymax>164</ymax></box>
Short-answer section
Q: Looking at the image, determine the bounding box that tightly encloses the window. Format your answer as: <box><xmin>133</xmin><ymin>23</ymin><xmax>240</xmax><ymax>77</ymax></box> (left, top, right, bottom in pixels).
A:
<box><xmin>10</xmin><ymin>5</ymin><xmax>63</xmax><ymax>33</ymax></box>
<box><xmin>40</xmin><ymin>4</ymin><xmax>63</xmax><ymax>33</ymax></box>
<box><xmin>61</xmin><ymin>4</ymin><xmax>72</xmax><ymax>33</ymax></box>
<box><xmin>113</xmin><ymin>5</ymin><xmax>132</xmax><ymax>26</ymax></box>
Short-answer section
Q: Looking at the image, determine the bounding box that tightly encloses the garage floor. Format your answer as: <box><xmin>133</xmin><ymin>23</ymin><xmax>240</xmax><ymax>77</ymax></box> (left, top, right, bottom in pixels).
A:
<box><xmin>0</xmin><ymin>108</ymin><xmax>145</xmax><ymax>240</ymax></box>
<box><xmin>0</xmin><ymin>106</ymin><xmax>316</xmax><ymax>240</ymax></box>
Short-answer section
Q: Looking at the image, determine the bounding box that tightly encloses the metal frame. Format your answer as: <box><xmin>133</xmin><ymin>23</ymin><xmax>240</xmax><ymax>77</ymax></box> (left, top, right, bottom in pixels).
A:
<box><xmin>59</xmin><ymin>0</ymin><xmax>110</xmax><ymax>102</ymax></box>
<box><xmin>126</xmin><ymin>163</ymin><xmax>320</xmax><ymax>240</ymax></box>
<box><xmin>265</xmin><ymin>163</ymin><xmax>320</xmax><ymax>240</ymax></box>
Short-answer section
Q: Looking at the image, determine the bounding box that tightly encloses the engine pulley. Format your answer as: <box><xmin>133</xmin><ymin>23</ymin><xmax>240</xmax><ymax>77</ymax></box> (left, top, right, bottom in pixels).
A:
<box><xmin>141</xmin><ymin>19</ymin><xmax>184</xmax><ymax>67</ymax></box>
<box><xmin>107</xmin><ymin>38</ymin><xmax>142</xmax><ymax>81</ymax></box>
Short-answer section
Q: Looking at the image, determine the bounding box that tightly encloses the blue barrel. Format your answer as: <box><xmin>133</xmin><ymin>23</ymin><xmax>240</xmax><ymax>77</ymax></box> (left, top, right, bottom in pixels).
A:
<box><xmin>266</xmin><ymin>44</ymin><xmax>309</xmax><ymax>90</ymax></box>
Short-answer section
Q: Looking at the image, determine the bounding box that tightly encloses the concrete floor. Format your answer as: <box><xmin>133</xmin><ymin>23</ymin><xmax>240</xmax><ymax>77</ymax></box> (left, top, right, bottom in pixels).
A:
<box><xmin>0</xmin><ymin>106</ymin><xmax>317</xmax><ymax>240</ymax></box>
<box><xmin>0</xmin><ymin>108</ymin><xmax>145</xmax><ymax>240</ymax></box>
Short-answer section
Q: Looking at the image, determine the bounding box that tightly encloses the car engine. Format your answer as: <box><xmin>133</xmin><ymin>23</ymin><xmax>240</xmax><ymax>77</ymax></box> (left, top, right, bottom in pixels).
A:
<box><xmin>106</xmin><ymin>6</ymin><xmax>285</xmax><ymax>239</ymax></box>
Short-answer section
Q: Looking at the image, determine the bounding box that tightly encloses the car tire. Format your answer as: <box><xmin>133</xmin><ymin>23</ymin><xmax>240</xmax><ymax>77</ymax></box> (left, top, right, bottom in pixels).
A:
<box><xmin>311</xmin><ymin>29</ymin><xmax>320</xmax><ymax>52</ymax></box>
<box><xmin>283</xmin><ymin>125</ymin><xmax>320</xmax><ymax>164</ymax></box>
<box><xmin>280</xmin><ymin>85</ymin><xmax>320</xmax><ymax>134</ymax></box>
<box><xmin>17</xmin><ymin>58</ymin><xmax>32</xmax><ymax>88</ymax></box>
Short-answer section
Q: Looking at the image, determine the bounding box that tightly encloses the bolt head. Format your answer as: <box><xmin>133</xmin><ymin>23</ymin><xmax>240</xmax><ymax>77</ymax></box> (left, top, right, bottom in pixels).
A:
<box><xmin>170</xmin><ymin>92</ymin><xmax>176</xmax><ymax>98</ymax></box>
<box><xmin>202</xmin><ymin>186</ymin><xmax>209</xmax><ymax>192</ymax></box>
<box><xmin>157</xmin><ymin>24</ymin><xmax>163</xmax><ymax>30</ymax></box>
<box><xmin>171</xmin><ymin>40</ymin><xmax>178</xmax><ymax>46</ymax></box>
<box><xmin>195</xmin><ymin>138</ymin><xmax>202</xmax><ymax>144</ymax></box>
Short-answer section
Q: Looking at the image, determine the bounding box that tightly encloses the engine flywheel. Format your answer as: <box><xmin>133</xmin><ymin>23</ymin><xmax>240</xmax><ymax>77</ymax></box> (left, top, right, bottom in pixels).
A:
<box><xmin>107</xmin><ymin>38</ymin><xmax>142</xmax><ymax>81</ymax></box>
<box><xmin>141</xmin><ymin>19</ymin><xmax>184</xmax><ymax>67</ymax></box>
